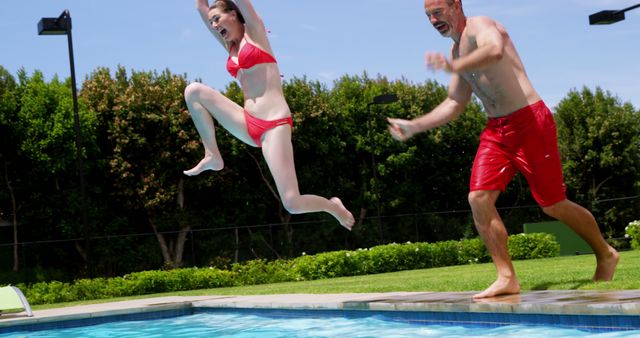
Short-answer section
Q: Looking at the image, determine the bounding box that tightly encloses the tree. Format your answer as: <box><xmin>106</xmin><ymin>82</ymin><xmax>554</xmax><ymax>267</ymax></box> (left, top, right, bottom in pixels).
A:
<box><xmin>555</xmin><ymin>87</ymin><xmax>640</xmax><ymax>236</ymax></box>
<box><xmin>10</xmin><ymin>61</ymin><xmax>640</xmax><ymax>277</ymax></box>
<box><xmin>6</xmin><ymin>69</ymin><xmax>98</xmax><ymax>275</ymax></box>
<box><xmin>379</xmin><ymin>78</ymin><xmax>487</xmax><ymax>242</ymax></box>
<box><xmin>0</xmin><ymin>66</ymin><xmax>19</xmax><ymax>271</ymax></box>
<box><xmin>80</xmin><ymin>66</ymin><xmax>155</xmax><ymax>275</ymax></box>
<box><xmin>94</xmin><ymin>68</ymin><xmax>206</xmax><ymax>269</ymax></box>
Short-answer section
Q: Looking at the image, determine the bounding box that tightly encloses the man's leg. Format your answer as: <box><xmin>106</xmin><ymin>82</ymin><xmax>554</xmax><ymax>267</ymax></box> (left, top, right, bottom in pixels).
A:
<box><xmin>468</xmin><ymin>190</ymin><xmax>521</xmax><ymax>299</ymax></box>
<box><xmin>542</xmin><ymin>199</ymin><xmax>619</xmax><ymax>281</ymax></box>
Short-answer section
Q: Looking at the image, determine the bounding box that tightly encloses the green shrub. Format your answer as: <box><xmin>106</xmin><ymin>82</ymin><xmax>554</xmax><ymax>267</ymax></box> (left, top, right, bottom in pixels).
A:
<box><xmin>368</xmin><ymin>243</ymin><xmax>407</xmax><ymax>273</ymax></box>
<box><xmin>292</xmin><ymin>250</ymin><xmax>366</xmax><ymax>280</ymax></box>
<box><xmin>22</xmin><ymin>281</ymin><xmax>74</xmax><ymax>304</ymax></box>
<box><xmin>122</xmin><ymin>268</ymin><xmax>237</xmax><ymax>295</ymax></box>
<box><xmin>367</xmin><ymin>241</ymin><xmax>455</xmax><ymax>273</ymax></box>
<box><xmin>626</xmin><ymin>220</ymin><xmax>640</xmax><ymax>250</ymax></box>
<box><xmin>289</xmin><ymin>254</ymin><xmax>318</xmax><ymax>281</ymax></box>
<box><xmin>123</xmin><ymin>270</ymin><xmax>169</xmax><ymax>295</ymax></box>
<box><xmin>165</xmin><ymin>268</ymin><xmax>235</xmax><ymax>291</ymax></box>
<box><xmin>231</xmin><ymin>259</ymin><xmax>296</xmax><ymax>285</ymax></box>
<box><xmin>430</xmin><ymin>240</ymin><xmax>461</xmax><ymax>267</ymax></box>
<box><xmin>456</xmin><ymin>238</ymin><xmax>490</xmax><ymax>264</ymax></box>
<box><xmin>408</xmin><ymin>242</ymin><xmax>436</xmax><ymax>270</ymax></box>
<box><xmin>287</xmin><ymin>234</ymin><xmax>556</xmax><ymax>281</ymax></box>
<box><xmin>508</xmin><ymin>233</ymin><xmax>560</xmax><ymax>260</ymax></box>
<box><xmin>19</xmin><ymin>233</ymin><xmax>559</xmax><ymax>305</ymax></box>
<box><xmin>188</xmin><ymin>267</ymin><xmax>237</xmax><ymax>289</ymax></box>
<box><xmin>104</xmin><ymin>277</ymin><xmax>129</xmax><ymax>298</ymax></box>
<box><xmin>207</xmin><ymin>256</ymin><xmax>232</xmax><ymax>270</ymax></box>
<box><xmin>71</xmin><ymin>278</ymin><xmax>109</xmax><ymax>300</ymax></box>
<box><xmin>394</xmin><ymin>242</ymin><xmax>432</xmax><ymax>270</ymax></box>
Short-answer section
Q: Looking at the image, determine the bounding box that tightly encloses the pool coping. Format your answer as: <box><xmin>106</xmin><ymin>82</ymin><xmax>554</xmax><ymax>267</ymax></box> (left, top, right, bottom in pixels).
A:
<box><xmin>192</xmin><ymin>290</ymin><xmax>640</xmax><ymax>315</ymax></box>
<box><xmin>1</xmin><ymin>290</ymin><xmax>639</xmax><ymax>329</ymax></box>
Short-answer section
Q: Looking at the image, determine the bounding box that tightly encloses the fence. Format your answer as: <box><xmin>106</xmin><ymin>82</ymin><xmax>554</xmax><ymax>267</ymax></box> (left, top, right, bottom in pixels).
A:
<box><xmin>1</xmin><ymin>196</ymin><xmax>638</xmax><ymax>281</ymax></box>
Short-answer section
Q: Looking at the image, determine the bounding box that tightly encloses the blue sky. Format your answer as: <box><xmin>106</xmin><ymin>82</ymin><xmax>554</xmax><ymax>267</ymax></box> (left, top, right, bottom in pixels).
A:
<box><xmin>2</xmin><ymin>0</ymin><xmax>639</xmax><ymax>110</ymax></box>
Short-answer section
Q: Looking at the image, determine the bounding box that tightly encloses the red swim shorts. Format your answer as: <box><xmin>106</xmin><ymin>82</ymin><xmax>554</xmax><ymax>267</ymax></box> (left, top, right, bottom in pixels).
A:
<box><xmin>469</xmin><ymin>100</ymin><xmax>566</xmax><ymax>207</ymax></box>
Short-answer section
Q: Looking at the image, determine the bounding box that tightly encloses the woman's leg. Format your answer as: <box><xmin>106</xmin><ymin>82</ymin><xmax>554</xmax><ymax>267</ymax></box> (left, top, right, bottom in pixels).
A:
<box><xmin>260</xmin><ymin>125</ymin><xmax>355</xmax><ymax>229</ymax></box>
<box><xmin>183</xmin><ymin>82</ymin><xmax>256</xmax><ymax>176</ymax></box>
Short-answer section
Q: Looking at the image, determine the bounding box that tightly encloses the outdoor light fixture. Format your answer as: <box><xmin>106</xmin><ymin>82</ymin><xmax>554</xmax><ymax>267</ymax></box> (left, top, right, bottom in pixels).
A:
<box><xmin>37</xmin><ymin>9</ymin><xmax>83</xmax><ymax>199</ymax></box>
<box><xmin>371</xmin><ymin>93</ymin><xmax>398</xmax><ymax>105</ymax></box>
<box><xmin>367</xmin><ymin>93</ymin><xmax>399</xmax><ymax>243</ymax></box>
<box><xmin>589</xmin><ymin>3</ymin><xmax>640</xmax><ymax>25</ymax></box>
<box><xmin>37</xmin><ymin>10</ymin><xmax>71</xmax><ymax>35</ymax></box>
<box><xmin>37</xmin><ymin>10</ymin><xmax>89</xmax><ymax>263</ymax></box>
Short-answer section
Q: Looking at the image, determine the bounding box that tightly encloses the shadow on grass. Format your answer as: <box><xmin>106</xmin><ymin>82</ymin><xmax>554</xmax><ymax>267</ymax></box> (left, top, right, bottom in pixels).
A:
<box><xmin>530</xmin><ymin>278</ymin><xmax>592</xmax><ymax>291</ymax></box>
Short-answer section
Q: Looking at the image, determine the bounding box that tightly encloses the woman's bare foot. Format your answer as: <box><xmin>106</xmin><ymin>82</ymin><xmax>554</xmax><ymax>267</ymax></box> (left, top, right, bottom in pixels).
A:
<box><xmin>593</xmin><ymin>246</ymin><xmax>619</xmax><ymax>282</ymax></box>
<box><xmin>330</xmin><ymin>197</ymin><xmax>355</xmax><ymax>231</ymax></box>
<box><xmin>473</xmin><ymin>276</ymin><xmax>520</xmax><ymax>299</ymax></box>
<box><xmin>183</xmin><ymin>156</ymin><xmax>224</xmax><ymax>176</ymax></box>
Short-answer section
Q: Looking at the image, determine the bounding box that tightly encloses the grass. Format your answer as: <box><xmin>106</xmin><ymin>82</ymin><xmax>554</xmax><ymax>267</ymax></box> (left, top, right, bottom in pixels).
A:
<box><xmin>31</xmin><ymin>250</ymin><xmax>640</xmax><ymax>311</ymax></box>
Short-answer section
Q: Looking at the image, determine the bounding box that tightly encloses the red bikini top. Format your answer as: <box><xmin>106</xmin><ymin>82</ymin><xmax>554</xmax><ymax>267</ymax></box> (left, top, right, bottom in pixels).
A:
<box><xmin>226</xmin><ymin>38</ymin><xmax>277</xmax><ymax>78</ymax></box>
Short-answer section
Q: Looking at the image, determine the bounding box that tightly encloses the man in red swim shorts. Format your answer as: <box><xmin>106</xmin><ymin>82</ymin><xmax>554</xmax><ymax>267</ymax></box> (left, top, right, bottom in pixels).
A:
<box><xmin>387</xmin><ymin>0</ymin><xmax>619</xmax><ymax>299</ymax></box>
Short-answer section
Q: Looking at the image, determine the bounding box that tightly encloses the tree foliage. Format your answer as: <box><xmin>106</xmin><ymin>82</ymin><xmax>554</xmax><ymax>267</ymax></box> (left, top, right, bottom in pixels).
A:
<box><xmin>555</xmin><ymin>87</ymin><xmax>640</xmax><ymax>235</ymax></box>
<box><xmin>1</xmin><ymin>66</ymin><xmax>638</xmax><ymax>282</ymax></box>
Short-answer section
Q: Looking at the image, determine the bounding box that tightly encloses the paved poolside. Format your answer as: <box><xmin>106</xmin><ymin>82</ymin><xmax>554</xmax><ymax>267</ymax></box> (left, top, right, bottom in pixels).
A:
<box><xmin>1</xmin><ymin>290</ymin><xmax>640</xmax><ymax>328</ymax></box>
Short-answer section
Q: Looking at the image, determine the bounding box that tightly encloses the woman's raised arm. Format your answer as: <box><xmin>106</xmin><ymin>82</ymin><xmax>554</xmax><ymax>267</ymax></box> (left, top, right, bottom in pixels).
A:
<box><xmin>195</xmin><ymin>0</ymin><xmax>229</xmax><ymax>51</ymax></box>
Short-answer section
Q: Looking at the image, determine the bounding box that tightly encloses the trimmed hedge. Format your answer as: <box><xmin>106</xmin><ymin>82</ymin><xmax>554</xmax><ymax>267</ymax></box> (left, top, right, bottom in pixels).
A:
<box><xmin>626</xmin><ymin>220</ymin><xmax>640</xmax><ymax>250</ymax></box>
<box><xmin>19</xmin><ymin>233</ymin><xmax>559</xmax><ymax>305</ymax></box>
<box><xmin>22</xmin><ymin>268</ymin><xmax>237</xmax><ymax>305</ymax></box>
<box><xmin>508</xmin><ymin>233</ymin><xmax>561</xmax><ymax>260</ymax></box>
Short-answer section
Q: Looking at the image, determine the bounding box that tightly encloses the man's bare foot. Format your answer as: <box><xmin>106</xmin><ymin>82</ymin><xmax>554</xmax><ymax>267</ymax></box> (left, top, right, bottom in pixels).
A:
<box><xmin>473</xmin><ymin>277</ymin><xmax>520</xmax><ymax>299</ymax></box>
<box><xmin>473</xmin><ymin>293</ymin><xmax>521</xmax><ymax>304</ymax></box>
<box><xmin>183</xmin><ymin>156</ymin><xmax>224</xmax><ymax>176</ymax></box>
<box><xmin>330</xmin><ymin>197</ymin><xmax>355</xmax><ymax>231</ymax></box>
<box><xmin>593</xmin><ymin>246</ymin><xmax>619</xmax><ymax>282</ymax></box>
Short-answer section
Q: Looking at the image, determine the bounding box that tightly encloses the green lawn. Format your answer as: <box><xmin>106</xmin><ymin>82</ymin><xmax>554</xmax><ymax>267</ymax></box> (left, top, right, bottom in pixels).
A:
<box><xmin>32</xmin><ymin>250</ymin><xmax>640</xmax><ymax>310</ymax></box>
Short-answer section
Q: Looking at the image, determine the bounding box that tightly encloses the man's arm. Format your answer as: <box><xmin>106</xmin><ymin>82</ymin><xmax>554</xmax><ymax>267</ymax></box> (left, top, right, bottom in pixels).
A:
<box><xmin>452</xmin><ymin>17</ymin><xmax>505</xmax><ymax>72</ymax></box>
<box><xmin>427</xmin><ymin>17</ymin><xmax>506</xmax><ymax>74</ymax></box>
<box><xmin>388</xmin><ymin>73</ymin><xmax>472</xmax><ymax>141</ymax></box>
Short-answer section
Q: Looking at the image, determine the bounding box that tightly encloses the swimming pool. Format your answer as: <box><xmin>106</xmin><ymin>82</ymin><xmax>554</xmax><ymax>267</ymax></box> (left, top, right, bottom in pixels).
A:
<box><xmin>1</xmin><ymin>307</ymin><xmax>639</xmax><ymax>337</ymax></box>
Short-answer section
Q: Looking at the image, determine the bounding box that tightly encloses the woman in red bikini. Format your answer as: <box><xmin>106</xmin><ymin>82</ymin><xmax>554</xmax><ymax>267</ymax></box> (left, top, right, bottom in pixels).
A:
<box><xmin>184</xmin><ymin>0</ymin><xmax>355</xmax><ymax>230</ymax></box>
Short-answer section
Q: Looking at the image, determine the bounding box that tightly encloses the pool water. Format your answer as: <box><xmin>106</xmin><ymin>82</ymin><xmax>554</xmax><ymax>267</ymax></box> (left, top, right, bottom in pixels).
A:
<box><xmin>2</xmin><ymin>311</ymin><xmax>640</xmax><ymax>338</ymax></box>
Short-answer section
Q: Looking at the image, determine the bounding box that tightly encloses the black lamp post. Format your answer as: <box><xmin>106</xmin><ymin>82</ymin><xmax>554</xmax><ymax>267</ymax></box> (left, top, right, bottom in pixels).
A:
<box><xmin>589</xmin><ymin>3</ymin><xmax>640</xmax><ymax>25</ymax></box>
<box><xmin>38</xmin><ymin>10</ymin><xmax>89</xmax><ymax>267</ymax></box>
<box><xmin>367</xmin><ymin>93</ymin><xmax>398</xmax><ymax>243</ymax></box>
